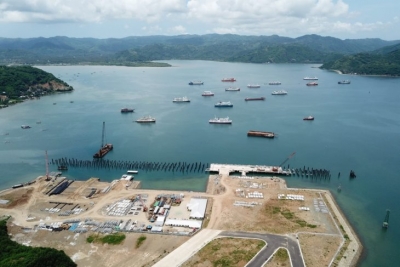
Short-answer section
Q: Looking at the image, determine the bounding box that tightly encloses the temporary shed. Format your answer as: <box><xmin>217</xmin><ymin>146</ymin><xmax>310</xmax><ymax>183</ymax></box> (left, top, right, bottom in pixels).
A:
<box><xmin>155</xmin><ymin>215</ymin><xmax>166</xmax><ymax>226</ymax></box>
<box><xmin>164</xmin><ymin>219</ymin><xmax>202</xmax><ymax>229</ymax></box>
<box><xmin>187</xmin><ymin>198</ymin><xmax>208</xmax><ymax>219</ymax></box>
<box><xmin>151</xmin><ymin>226</ymin><xmax>163</xmax><ymax>232</ymax></box>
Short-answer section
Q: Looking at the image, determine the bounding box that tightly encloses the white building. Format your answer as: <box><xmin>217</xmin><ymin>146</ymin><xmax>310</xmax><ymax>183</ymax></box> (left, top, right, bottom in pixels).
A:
<box><xmin>187</xmin><ymin>198</ymin><xmax>208</xmax><ymax>219</ymax></box>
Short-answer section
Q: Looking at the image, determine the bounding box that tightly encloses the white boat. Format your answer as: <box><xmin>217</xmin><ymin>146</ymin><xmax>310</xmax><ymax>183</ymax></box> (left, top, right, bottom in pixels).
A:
<box><xmin>271</xmin><ymin>90</ymin><xmax>288</xmax><ymax>95</ymax></box>
<box><xmin>209</xmin><ymin>117</ymin><xmax>232</xmax><ymax>124</ymax></box>
<box><xmin>188</xmin><ymin>81</ymin><xmax>204</xmax><ymax>85</ymax></box>
<box><xmin>215</xmin><ymin>101</ymin><xmax>233</xmax><ymax>107</ymax></box>
<box><xmin>247</xmin><ymin>84</ymin><xmax>261</xmax><ymax>88</ymax></box>
<box><xmin>303</xmin><ymin>77</ymin><xmax>318</xmax><ymax>80</ymax></box>
<box><xmin>127</xmin><ymin>170</ymin><xmax>138</xmax><ymax>174</ymax></box>
<box><xmin>120</xmin><ymin>174</ymin><xmax>134</xmax><ymax>181</ymax></box>
<box><xmin>225</xmin><ymin>87</ymin><xmax>240</xmax><ymax>91</ymax></box>
<box><xmin>269</xmin><ymin>81</ymin><xmax>281</xmax><ymax>85</ymax></box>
<box><xmin>338</xmin><ymin>80</ymin><xmax>351</xmax><ymax>84</ymax></box>
<box><xmin>202</xmin><ymin>91</ymin><xmax>214</xmax><ymax>96</ymax></box>
<box><xmin>173</xmin><ymin>97</ymin><xmax>190</xmax><ymax>102</ymax></box>
<box><xmin>136</xmin><ymin>116</ymin><xmax>156</xmax><ymax>123</ymax></box>
<box><xmin>21</xmin><ymin>125</ymin><xmax>31</xmax><ymax>129</ymax></box>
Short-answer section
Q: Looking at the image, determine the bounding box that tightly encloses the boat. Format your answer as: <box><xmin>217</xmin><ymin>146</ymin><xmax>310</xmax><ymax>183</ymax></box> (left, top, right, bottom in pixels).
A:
<box><xmin>303</xmin><ymin>116</ymin><xmax>314</xmax><ymax>121</ymax></box>
<box><xmin>120</xmin><ymin>174</ymin><xmax>134</xmax><ymax>181</ymax></box>
<box><xmin>225</xmin><ymin>87</ymin><xmax>240</xmax><ymax>91</ymax></box>
<box><xmin>188</xmin><ymin>81</ymin><xmax>204</xmax><ymax>85</ymax></box>
<box><xmin>127</xmin><ymin>170</ymin><xmax>139</xmax><ymax>174</ymax></box>
<box><xmin>21</xmin><ymin>125</ymin><xmax>31</xmax><ymax>129</ymax></box>
<box><xmin>202</xmin><ymin>91</ymin><xmax>214</xmax><ymax>96</ymax></box>
<box><xmin>269</xmin><ymin>81</ymin><xmax>281</xmax><ymax>85</ymax></box>
<box><xmin>215</xmin><ymin>101</ymin><xmax>233</xmax><ymax>107</ymax></box>
<box><xmin>303</xmin><ymin>77</ymin><xmax>318</xmax><ymax>80</ymax></box>
<box><xmin>12</xmin><ymin>184</ymin><xmax>24</xmax><ymax>189</ymax></box>
<box><xmin>349</xmin><ymin>170</ymin><xmax>356</xmax><ymax>178</ymax></box>
<box><xmin>93</xmin><ymin>122</ymin><xmax>113</xmax><ymax>159</ymax></box>
<box><xmin>306</xmin><ymin>82</ymin><xmax>318</xmax><ymax>86</ymax></box>
<box><xmin>221</xmin><ymin>78</ymin><xmax>236</xmax><ymax>82</ymax></box>
<box><xmin>271</xmin><ymin>90</ymin><xmax>288</xmax><ymax>95</ymax></box>
<box><xmin>70</xmin><ymin>101</ymin><xmax>74</xmax><ymax>103</ymax></box>
<box><xmin>245</xmin><ymin>97</ymin><xmax>265</xmax><ymax>101</ymax></box>
<box><xmin>209</xmin><ymin>117</ymin><xmax>232</xmax><ymax>124</ymax></box>
<box><xmin>173</xmin><ymin>97</ymin><xmax>190</xmax><ymax>103</ymax></box>
<box><xmin>136</xmin><ymin>116</ymin><xmax>156</xmax><ymax>123</ymax></box>
<box><xmin>338</xmin><ymin>80</ymin><xmax>351</xmax><ymax>84</ymax></box>
<box><xmin>121</xmin><ymin>108</ymin><xmax>134</xmax><ymax>113</ymax></box>
<box><xmin>57</xmin><ymin>165</ymin><xmax>68</xmax><ymax>171</ymax></box>
<box><xmin>247</xmin><ymin>130</ymin><xmax>275</xmax><ymax>138</ymax></box>
<box><xmin>247</xmin><ymin>84</ymin><xmax>261</xmax><ymax>88</ymax></box>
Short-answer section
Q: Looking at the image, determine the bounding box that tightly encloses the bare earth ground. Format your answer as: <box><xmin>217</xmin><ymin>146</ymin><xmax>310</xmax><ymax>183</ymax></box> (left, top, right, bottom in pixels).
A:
<box><xmin>0</xmin><ymin>173</ymin><xmax>361</xmax><ymax>267</ymax></box>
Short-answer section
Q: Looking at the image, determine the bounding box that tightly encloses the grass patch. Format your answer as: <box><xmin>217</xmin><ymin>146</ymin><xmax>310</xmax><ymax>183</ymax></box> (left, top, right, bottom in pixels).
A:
<box><xmin>281</xmin><ymin>209</ymin><xmax>294</xmax><ymax>220</ymax></box>
<box><xmin>86</xmin><ymin>233</ymin><xmax>126</xmax><ymax>245</ymax></box>
<box><xmin>136</xmin><ymin>235</ymin><xmax>147</xmax><ymax>248</ymax></box>
<box><xmin>275</xmin><ymin>248</ymin><xmax>289</xmax><ymax>261</ymax></box>
<box><xmin>181</xmin><ymin>238</ymin><xmax>265</xmax><ymax>267</ymax></box>
<box><xmin>272</xmin><ymin>206</ymin><xmax>281</xmax><ymax>214</ymax></box>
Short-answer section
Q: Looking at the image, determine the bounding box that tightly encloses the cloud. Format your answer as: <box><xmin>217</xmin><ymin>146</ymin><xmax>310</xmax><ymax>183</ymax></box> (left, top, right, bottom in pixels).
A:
<box><xmin>169</xmin><ymin>25</ymin><xmax>186</xmax><ymax>34</ymax></box>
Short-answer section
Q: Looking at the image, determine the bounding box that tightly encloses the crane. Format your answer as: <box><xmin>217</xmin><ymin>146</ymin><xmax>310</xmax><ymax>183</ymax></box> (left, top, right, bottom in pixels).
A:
<box><xmin>279</xmin><ymin>152</ymin><xmax>296</xmax><ymax>167</ymax></box>
<box><xmin>136</xmin><ymin>194</ymin><xmax>148</xmax><ymax>212</ymax></box>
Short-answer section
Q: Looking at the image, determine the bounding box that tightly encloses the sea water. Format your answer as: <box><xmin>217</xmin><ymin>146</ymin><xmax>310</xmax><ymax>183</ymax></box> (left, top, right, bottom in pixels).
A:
<box><xmin>0</xmin><ymin>61</ymin><xmax>399</xmax><ymax>266</ymax></box>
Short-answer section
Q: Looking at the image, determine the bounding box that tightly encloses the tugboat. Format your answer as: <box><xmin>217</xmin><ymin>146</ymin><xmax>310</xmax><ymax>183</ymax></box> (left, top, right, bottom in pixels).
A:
<box><xmin>21</xmin><ymin>125</ymin><xmax>31</xmax><ymax>129</ymax></box>
<box><xmin>121</xmin><ymin>108</ymin><xmax>134</xmax><ymax>113</ymax></box>
<box><xmin>93</xmin><ymin>122</ymin><xmax>113</xmax><ymax>159</ymax></box>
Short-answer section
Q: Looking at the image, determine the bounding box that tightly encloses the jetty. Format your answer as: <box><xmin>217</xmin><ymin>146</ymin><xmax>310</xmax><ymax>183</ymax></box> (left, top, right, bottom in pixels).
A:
<box><xmin>207</xmin><ymin>163</ymin><xmax>290</xmax><ymax>176</ymax></box>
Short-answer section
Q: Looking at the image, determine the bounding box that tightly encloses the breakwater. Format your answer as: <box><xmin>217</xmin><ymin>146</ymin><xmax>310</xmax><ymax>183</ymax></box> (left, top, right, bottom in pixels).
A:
<box><xmin>51</xmin><ymin>158</ymin><xmax>209</xmax><ymax>173</ymax></box>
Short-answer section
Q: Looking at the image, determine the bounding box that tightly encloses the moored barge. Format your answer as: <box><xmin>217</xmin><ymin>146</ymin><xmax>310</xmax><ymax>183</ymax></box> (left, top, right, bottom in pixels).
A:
<box><xmin>245</xmin><ymin>97</ymin><xmax>265</xmax><ymax>101</ymax></box>
<box><xmin>247</xmin><ymin>130</ymin><xmax>275</xmax><ymax>138</ymax></box>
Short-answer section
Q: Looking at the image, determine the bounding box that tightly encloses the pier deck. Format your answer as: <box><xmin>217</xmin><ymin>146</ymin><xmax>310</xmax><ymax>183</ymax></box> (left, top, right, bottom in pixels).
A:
<box><xmin>208</xmin><ymin>163</ymin><xmax>290</xmax><ymax>176</ymax></box>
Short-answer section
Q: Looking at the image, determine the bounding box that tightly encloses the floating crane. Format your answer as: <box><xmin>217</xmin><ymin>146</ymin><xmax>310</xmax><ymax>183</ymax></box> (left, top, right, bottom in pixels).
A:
<box><xmin>383</xmin><ymin>209</ymin><xmax>390</xmax><ymax>228</ymax></box>
<box><xmin>279</xmin><ymin>152</ymin><xmax>296</xmax><ymax>167</ymax></box>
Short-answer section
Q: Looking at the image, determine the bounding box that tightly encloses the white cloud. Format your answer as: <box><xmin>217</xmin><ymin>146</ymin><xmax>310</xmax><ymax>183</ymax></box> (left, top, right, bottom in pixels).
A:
<box><xmin>169</xmin><ymin>25</ymin><xmax>186</xmax><ymax>34</ymax></box>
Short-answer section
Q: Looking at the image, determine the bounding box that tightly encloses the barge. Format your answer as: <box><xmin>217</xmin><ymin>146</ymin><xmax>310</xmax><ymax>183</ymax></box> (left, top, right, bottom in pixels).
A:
<box><xmin>93</xmin><ymin>122</ymin><xmax>113</xmax><ymax>158</ymax></box>
<box><xmin>247</xmin><ymin>130</ymin><xmax>275</xmax><ymax>138</ymax></box>
<box><xmin>245</xmin><ymin>97</ymin><xmax>265</xmax><ymax>101</ymax></box>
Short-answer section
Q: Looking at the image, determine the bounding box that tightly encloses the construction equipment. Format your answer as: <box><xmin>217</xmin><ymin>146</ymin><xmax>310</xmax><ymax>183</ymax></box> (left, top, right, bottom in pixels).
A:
<box><xmin>279</xmin><ymin>152</ymin><xmax>296</xmax><ymax>167</ymax></box>
<box><xmin>136</xmin><ymin>194</ymin><xmax>148</xmax><ymax>212</ymax></box>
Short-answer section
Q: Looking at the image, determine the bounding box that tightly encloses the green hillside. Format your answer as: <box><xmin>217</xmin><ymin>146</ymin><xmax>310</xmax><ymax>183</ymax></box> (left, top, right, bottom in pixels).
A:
<box><xmin>0</xmin><ymin>66</ymin><xmax>73</xmax><ymax>103</ymax></box>
<box><xmin>0</xmin><ymin>218</ymin><xmax>76</xmax><ymax>267</ymax></box>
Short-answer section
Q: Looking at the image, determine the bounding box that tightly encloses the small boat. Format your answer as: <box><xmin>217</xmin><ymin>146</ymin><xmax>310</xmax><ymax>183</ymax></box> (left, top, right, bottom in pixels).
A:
<box><xmin>215</xmin><ymin>101</ymin><xmax>233</xmax><ymax>107</ymax></box>
<box><xmin>121</xmin><ymin>108</ymin><xmax>134</xmax><ymax>113</ymax></box>
<box><xmin>247</xmin><ymin>130</ymin><xmax>275</xmax><ymax>138</ymax></box>
<box><xmin>349</xmin><ymin>170</ymin><xmax>356</xmax><ymax>178</ymax></box>
<box><xmin>21</xmin><ymin>125</ymin><xmax>31</xmax><ymax>129</ymax></box>
<box><xmin>221</xmin><ymin>78</ymin><xmax>236</xmax><ymax>82</ymax></box>
<box><xmin>127</xmin><ymin>170</ymin><xmax>139</xmax><ymax>174</ymax></box>
<box><xmin>269</xmin><ymin>81</ymin><xmax>281</xmax><ymax>85</ymax></box>
<box><xmin>306</xmin><ymin>82</ymin><xmax>318</xmax><ymax>86</ymax></box>
<box><xmin>338</xmin><ymin>80</ymin><xmax>351</xmax><ymax>84</ymax></box>
<box><xmin>188</xmin><ymin>81</ymin><xmax>204</xmax><ymax>85</ymax></box>
<box><xmin>271</xmin><ymin>90</ymin><xmax>287</xmax><ymax>95</ymax></box>
<box><xmin>202</xmin><ymin>91</ymin><xmax>214</xmax><ymax>96</ymax></box>
<box><xmin>36</xmin><ymin>121</ymin><xmax>41</xmax><ymax>124</ymax></box>
<box><xmin>53</xmin><ymin>103</ymin><xmax>56</xmax><ymax>105</ymax></box>
<box><xmin>173</xmin><ymin>97</ymin><xmax>190</xmax><ymax>103</ymax></box>
<box><xmin>225</xmin><ymin>87</ymin><xmax>240</xmax><ymax>91</ymax></box>
<box><xmin>58</xmin><ymin>165</ymin><xmax>68</xmax><ymax>171</ymax></box>
<box><xmin>209</xmin><ymin>117</ymin><xmax>232</xmax><ymax>124</ymax></box>
<box><xmin>303</xmin><ymin>77</ymin><xmax>318</xmax><ymax>80</ymax></box>
<box><xmin>245</xmin><ymin>97</ymin><xmax>265</xmax><ymax>101</ymax></box>
<box><xmin>70</xmin><ymin>101</ymin><xmax>74</xmax><ymax>103</ymax></box>
<box><xmin>136</xmin><ymin>116</ymin><xmax>156</xmax><ymax>123</ymax></box>
<box><xmin>247</xmin><ymin>84</ymin><xmax>261</xmax><ymax>88</ymax></box>
<box><xmin>303</xmin><ymin>116</ymin><xmax>314</xmax><ymax>121</ymax></box>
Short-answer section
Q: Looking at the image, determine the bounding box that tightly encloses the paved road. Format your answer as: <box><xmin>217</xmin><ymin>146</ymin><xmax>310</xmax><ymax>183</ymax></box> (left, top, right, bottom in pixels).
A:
<box><xmin>219</xmin><ymin>231</ymin><xmax>305</xmax><ymax>267</ymax></box>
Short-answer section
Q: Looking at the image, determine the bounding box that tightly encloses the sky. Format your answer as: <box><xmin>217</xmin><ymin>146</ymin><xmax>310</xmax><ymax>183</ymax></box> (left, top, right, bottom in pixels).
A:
<box><xmin>0</xmin><ymin>0</ymin><xmax>399</xmax><ymax>40</ymax></box>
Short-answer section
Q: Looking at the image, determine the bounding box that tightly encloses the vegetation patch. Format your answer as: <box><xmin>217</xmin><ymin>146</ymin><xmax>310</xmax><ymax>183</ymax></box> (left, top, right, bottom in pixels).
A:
<box><xmin>0</xmin><ymin>217</ymin><xmax>76</xmax><ymax>267</ymax></box>
<box><xmin>181</xmin><ymin>237</ymin><xmax>265</xmax><ymax>267</ymax></box>
<box><xmin>136</xmin><ymin>235</ymin><xmax>147</xmax><ymax>248</ymax></box>
<box><xmin>86</xmin><ymin>233</ymin><xmax>126</xmax><ymax>245</ymax></box>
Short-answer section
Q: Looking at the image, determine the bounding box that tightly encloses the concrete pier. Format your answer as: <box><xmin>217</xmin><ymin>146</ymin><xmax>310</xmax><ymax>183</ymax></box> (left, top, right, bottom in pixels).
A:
<box><xmin>207</xmin><ymin>163</ymin><xmax>290</xmax><ymax>176</ymax></box>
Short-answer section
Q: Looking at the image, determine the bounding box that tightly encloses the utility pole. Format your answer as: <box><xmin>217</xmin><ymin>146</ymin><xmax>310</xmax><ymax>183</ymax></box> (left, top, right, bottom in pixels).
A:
<box><xmin>45</xmin><ymin>150</ymin><xmax>50</xmax><ymax>181</ymax></box>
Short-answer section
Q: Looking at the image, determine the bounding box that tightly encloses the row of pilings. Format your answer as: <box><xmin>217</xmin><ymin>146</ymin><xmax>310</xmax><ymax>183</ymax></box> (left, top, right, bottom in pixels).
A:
<box><xmin>283</xmin><ymin>165</ymin><xmax>331</xmax><ymax>180</ymax></box>
<box><xmin>51</xmin><ymin>158</ymin><xmax>209</xmax><ymax>173</ymax></box>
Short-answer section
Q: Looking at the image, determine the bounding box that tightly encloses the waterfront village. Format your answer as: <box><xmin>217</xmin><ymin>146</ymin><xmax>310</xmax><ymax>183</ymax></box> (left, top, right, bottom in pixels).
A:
<box><xmin>0</xmin><ymin>164</ymin><xmax>362</xmax><ymax>267</ymax></box>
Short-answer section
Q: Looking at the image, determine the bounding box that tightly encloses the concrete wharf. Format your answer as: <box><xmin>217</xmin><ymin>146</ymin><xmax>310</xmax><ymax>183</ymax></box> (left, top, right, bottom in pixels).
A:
<box><xmin>207</xmin><ymin>163</ymin><xmax>291</xmax><ymax>176</ymax></box>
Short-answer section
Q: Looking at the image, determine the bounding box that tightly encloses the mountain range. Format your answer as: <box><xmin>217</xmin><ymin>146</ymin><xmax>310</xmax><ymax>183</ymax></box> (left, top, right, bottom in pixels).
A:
<box><xmin>1</xmin><ymin>34</ymin><xmax>400</xmax><ymax>75</ymax></box>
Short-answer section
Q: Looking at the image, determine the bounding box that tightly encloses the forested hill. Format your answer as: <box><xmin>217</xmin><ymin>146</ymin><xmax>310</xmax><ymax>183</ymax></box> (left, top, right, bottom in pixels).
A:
<box><xmin>0</xmin><ymin>34</ymin><xmax>399</xmax><ymax>65</ymax></box>
<box><xmin>0</xmin><ymin>66</ymin><xmax>73</xmax><ymax>104</ymax></box>
<box><xmin>320</xmin><ymin>44</ymin><xmax>400</xmax><ymax>76</ymax></box>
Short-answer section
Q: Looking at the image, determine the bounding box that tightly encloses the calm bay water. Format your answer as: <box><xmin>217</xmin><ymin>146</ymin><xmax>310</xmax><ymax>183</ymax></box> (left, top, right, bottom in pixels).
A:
<box><xmin>0</xmin><ymin>61</ymin><xmax>399</xmax><ymax>266</ymax></box>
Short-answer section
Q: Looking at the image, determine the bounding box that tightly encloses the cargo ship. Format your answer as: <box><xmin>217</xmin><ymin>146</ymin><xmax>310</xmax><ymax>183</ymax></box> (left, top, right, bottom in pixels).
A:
<box><xmin>215</xmin><ymin>101</ymin><xmax>233</xmax><ymax>107</ymax></box>
<box><xmin>93</xmin><ymin>122</ymin><xmax>113</xmax><ymax>158</ymax></box>
<box><xmin>245</xmin><ymin>97</ymin><xmax>265</xmax><ymax>101</ymax></box>
<box><xmin>247</xmin><ymin>84</ymin><xmax>261</xmax><ymax>88</ymax></box>
<box><xmin>269</xmin><ymin>81</ymin><xmax>281</xmax><ymax>85</ymax></box>
<box><xmin>247</xmin><ymin>130</ymin><xmax>275</xmax><ymax>138</ymax></box>
<box><xmin>121</xmin><ymin>108</ymin><xmax>134</xmax><ymax>113</ymax></box>
<box><xmin>271</xmin><ymin>90</ymin><xmax>287</xmax><ymax>95</ymax></box>
<box><xmin>173</xmin><ymin>96</ymin><xmax>190</xmax><ymax>102</ymax></box>
<box><xmin>202</xmin><ymin>91</ymin><xmax>214</xmax><ymax>96</ymax></box>
<box><xmin>209</xmin><ymin>117</ymin><xmax>232</xmax><ymax>124</ymax></box>
<box><xmin>136</xmin><ymin>116</ymin><xmax>156</xmax><ymax>123</ymax></box>
<box><xmin>306</xmin><ymin>82</ymin><xmax>318</xmax><ymax>86</ymax></box>
<box><xmin>303</xmin><ymin>77</ymin><xmax>318</xmax><ymax>80</ymax></box>
<box><xmin>303</xmin><ymin>116</ymin><xmax>314</xmax><ymax>121</ymax></box>
<box><xmin>221</xmin><ymin>78</ymin><xmax>236</xmax><ymax>82</ymax></box>
<box><xmin>338</xmin><ymin>80</ymin><xmax>351</xmax><ymax>84</ymax></box>
<box><xmin>225</xmin><ymin>87</ymin><xmax>240</xmax><ymax>91</ymax></box>
<box><xmin>188</xmin><ymin>81</ymin><xmax>204</xmax><ymax>85</ymax></box>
